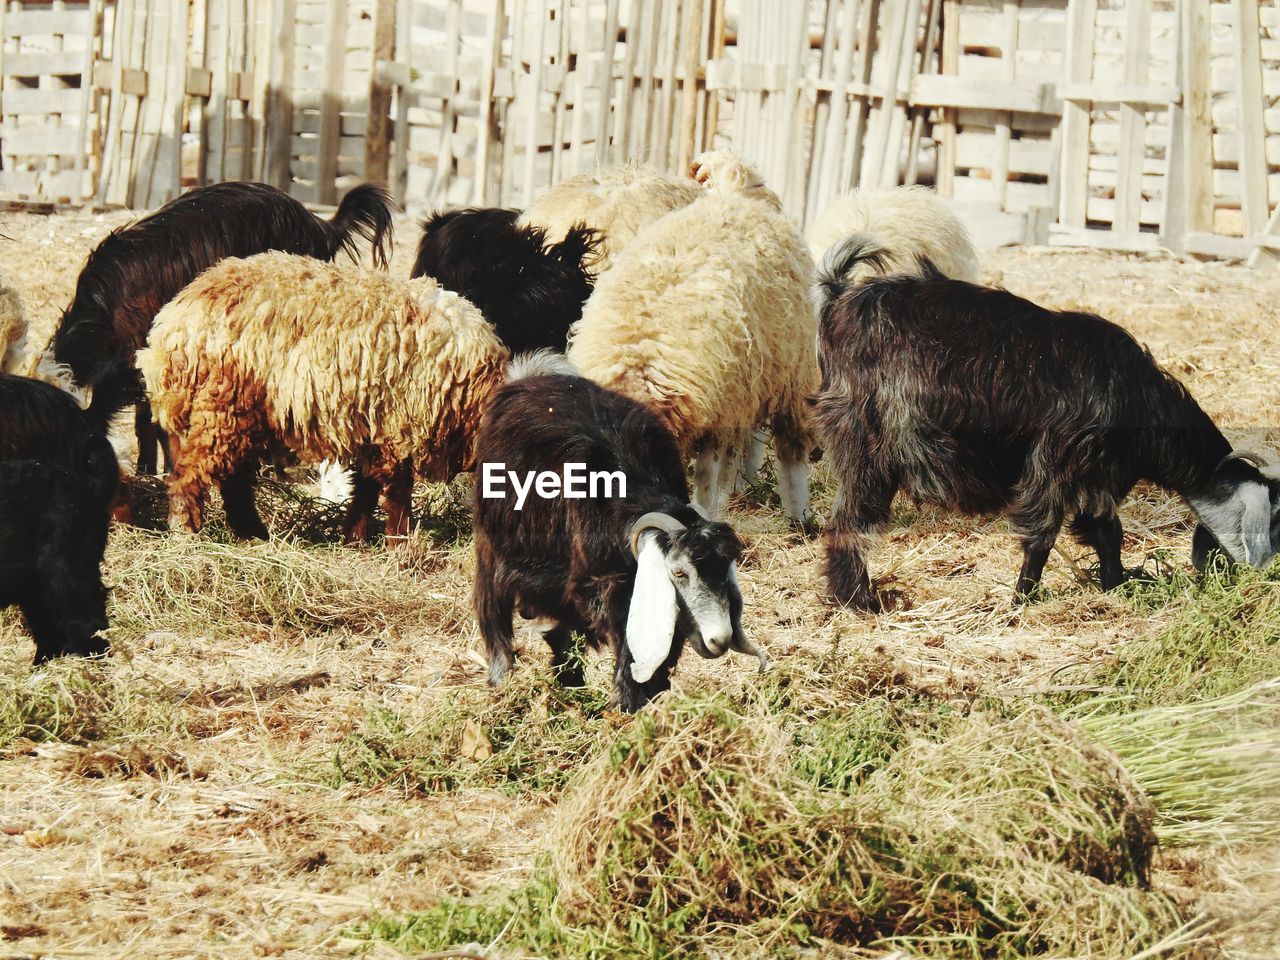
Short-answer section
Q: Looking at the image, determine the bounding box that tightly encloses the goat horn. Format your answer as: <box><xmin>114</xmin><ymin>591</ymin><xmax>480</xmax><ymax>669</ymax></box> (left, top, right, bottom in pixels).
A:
<box><xmin>688</xmin><ymin>501</ymin><xmax>711</xmax><ymax>520</ymax></box>
<box><xmin>628</xmin><ymin>512</ymin><xmax>687</xmax><ymax>558</ymax></box>
<box><xmin>1218</xmin><ymin>450</ymin><xmax>1271</xmax><ymax>470</ymax></box>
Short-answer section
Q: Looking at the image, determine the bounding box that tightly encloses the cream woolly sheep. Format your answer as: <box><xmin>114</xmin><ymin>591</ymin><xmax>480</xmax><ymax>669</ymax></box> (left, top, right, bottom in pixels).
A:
<box><xmin>806</xmin><ymin>185</ymin><xmax>979</xmax><ymax>291</ymax></box>
<box><xmin>518</xmin><ymin>165</ymin><xmax>700</xmax><ymax>272</ymax></box>
<box><xmin>566</xmin><ymin>150</ymin><xmax>818</xmax><ymax>523</ymax></box>
<box><xmin>137</xmin><ymin>252</ymin><xmax>509</xmax><ymax>543</ymax></box>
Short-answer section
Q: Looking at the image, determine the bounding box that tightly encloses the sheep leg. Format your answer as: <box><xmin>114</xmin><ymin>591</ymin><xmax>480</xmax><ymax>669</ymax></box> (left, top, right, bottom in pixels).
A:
<box><xmin>693</xmin><ymin>442</ymin><xmax>723</xmax><ymax>516</ymax></box>
<box><xmin>737</xmin><ymin>430</ymin><xmax>766</xmax><ymax>490</ymax></box>
<box><xmin>771</xmin><ymin>411</ymin><xmax>812</xmax><ymax>524</ymax></box>
<box><xmin>341</xmin><ymin>467</ymin><xmax>380</xmax><ymax>544</ymax></box>
<box><xmin>1070</xmin><ymin>511</ymin><xmax>1125</xmax><ymax>591</ymax></box>
<box><xmin>475</xmin><ymin>545</ymin><xmax>516</xmax><ymax>686</ymax></box>
<box><xmin>220</xmin><ymin>457</ymin><xmax>269</xmax><ymax>541</ymax></box>
<box><xmin>164</xmin><ymin>433</ymin><xmax>209</xmax><ymax>533</ymax></box>
<box><xmin>379</xmin><ymin>458</ymin><xmax>414</xmax><ymax>546</ymax></box>
<box><xmin>134</xmin><ymin>403</ymin><xmax>159</xmax><ymax>476</ymax></box>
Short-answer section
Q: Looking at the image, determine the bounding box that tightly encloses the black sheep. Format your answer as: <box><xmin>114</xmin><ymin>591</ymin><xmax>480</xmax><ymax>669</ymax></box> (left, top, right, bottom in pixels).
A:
<box><xmin>411</xmin><ymin>207</ymin><xmax>597</xmax><ymax>354</ymax></box>
<box><xmin>0</xmin><ymin>366</ymin><xmax>139</xmax><ymax>661</ymax></box>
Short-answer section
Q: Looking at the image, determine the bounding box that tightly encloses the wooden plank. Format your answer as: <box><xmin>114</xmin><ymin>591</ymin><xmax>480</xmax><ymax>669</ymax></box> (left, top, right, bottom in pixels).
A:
<box><xmin>910</xmin><ymin>74</ymin><xmax>1058</xmax><ymax>113</ymax></box>
<box><xmin>905</xmin><ymin>0</ymin><xmax>942</xmax><ymax>186</ymax></box>
<box><xmin>1057</xmin><ymin>0</ymin><xmax>1097</xmax><ymax>229</ymax></box>
<box><xmin>1047</xmin><ymin>224</ymin><xmax>1162</xmax><ymax>251</ymax></box>
<box><xmin>701</xmin><ymin>0</ymin><xmax>723</xmax><ymax>154</ymax></box>
<box><xmin>677</xmin><ymin>0</ymin><xmax>704</xmax><ymax>170</ymax></box>
<box><xmin>1112</xmin><ymin>0</ymin><xmax>1151</xmax><ymax>235</ymax></box>
<box><xmin>860</xmin><ymin>0</ymin><xmax>907</xmax><ymax>186</ymax></box>
<box><xmin>1233</xmin><ymin>0</ymin><xmax>1268</xmax><ymax>239</ymax></box>
<box><xmin>567</xmin><ymin>0</ymin><xmax>592</xmax><ymax>175</ymax></box>
<box><xmin>936</xmin><ymin>0</ymin><xmax>959</xmax><ymax>196</ymax></box>
<box><xmin>521</xmin><ymin>0</ymin><xmax>548</xmax><ymax>207</ymax></box>
<box><xmin>1185</xmin><ymin>230</ymin><xmax>1256</xmax><ymax>260</ymax></box>
<box><xmin>264</xmin><ymin>0</ymin><xmax>296</xmax><ymax>190</ymax></box>
<box><xmin>989</xmin><ymin>0</ymin><xmax>1019</xmax><ymax>206</ymax></box>
<box><xmin>0</xmin><ymin>125</ymin><xmax>82</xmax><ymax>155</ymax></box>
<box><xmin>475</xmin><ymin>0</ymin><xmax>503</xmax><ymax>204</ymax></box>
<box><xmin>1246</xmin><ymin>203</ymin><xmax>1280</xmax><ymax>267</ymax></box>
<box><xmin>3</xmin><ymin>9</ymin><xmax>94</xmax><ymax>33</ymax></box>
<box><xmin>2</xmin><ymin>51</ymin><xmax>86</xmax><ymax>77</ymax></box>
<box><xmin>1058</xmin><ymin>82</ymin><xmax>1180</xmax><ymax>105</ymax></box>
<box><xmin>2</xmin><ymin>87</ymin><xmax>83</xmax><ymax>113</ymax></box>
<box><xmin>315</xmin><ymin>0</ymin><xmax>348</xmax><ymax>204</ymax></box>
<box><xmin>364</xmin><ymin>0</ymin><xmax>396</xmax><ymax>185</ymax></box>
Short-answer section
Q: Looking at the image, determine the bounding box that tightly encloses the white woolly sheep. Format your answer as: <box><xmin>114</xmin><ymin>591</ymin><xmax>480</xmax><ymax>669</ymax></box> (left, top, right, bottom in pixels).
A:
<box><xmin>136</xmin><ymin>252</ymin><xmax>509</xmax><ymax>543</ymax></box>
<box><xmin>566</xmin><ymin>149</ymin><xmax>818</xmax><ymax>523</ymax></box>
<box><xmin>806</xmin><ymin>185</ymin><xmax>980</xmax><ymax>289</ymax></box>
<box><xmin>518</xmin><ymin>165</ymin><xmax>701</xmax><ymax>272</ymax></box>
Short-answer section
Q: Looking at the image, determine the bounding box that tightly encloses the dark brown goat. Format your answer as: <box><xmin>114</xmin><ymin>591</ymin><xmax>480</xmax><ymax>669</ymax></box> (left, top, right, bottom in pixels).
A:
<box><xmin>811</xmin><ymin>241</ymin><xmax>1279</xmax><ymax>609</ymax></box>
<box><xmin>52</xmin><ymin>181</ymin><xmax>394</xmax><ymax>474</ymax></box>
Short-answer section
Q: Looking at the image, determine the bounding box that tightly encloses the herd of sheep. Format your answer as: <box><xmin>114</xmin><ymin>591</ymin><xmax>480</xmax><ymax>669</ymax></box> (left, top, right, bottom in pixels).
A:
<box><xmin>1</xmin><ymin>147</ymin><xmax>1277</xmax><ymax>711</ymax></box>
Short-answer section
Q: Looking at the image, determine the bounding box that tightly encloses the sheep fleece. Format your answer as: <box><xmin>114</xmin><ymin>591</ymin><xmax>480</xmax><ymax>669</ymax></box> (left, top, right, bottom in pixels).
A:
<box><xmin>567</xmin><ymin>165</ymin><xmax>817</xmax><ymax>450</ymax></box>
<box><xmin>519</xmin><ymin>166</ymin><xmax>700</xmax><ymax>271</ymax></box>
<box><xmin>137</xmin><ymin>252</ymin><xmax>509</xmax><ymax>480</ymax></box>
<box><xmin>807</xmin><ymin>185</ymin><xmax>979</xmax><ymax>282</ymax></box>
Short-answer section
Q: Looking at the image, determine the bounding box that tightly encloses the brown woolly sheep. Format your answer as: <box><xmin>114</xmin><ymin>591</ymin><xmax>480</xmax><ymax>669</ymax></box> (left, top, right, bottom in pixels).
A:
<box><xmin>136</xmin><ymin>252</ymin><xmax>509</xmax><ymax>543</ymax></box>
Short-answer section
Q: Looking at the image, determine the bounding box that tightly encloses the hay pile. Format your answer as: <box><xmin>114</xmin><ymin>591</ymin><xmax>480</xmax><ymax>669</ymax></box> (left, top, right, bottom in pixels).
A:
<box><xmin>551</xmin><ymin>691</ymin><xmax>1187</xmax><ymax>956</ymax></box>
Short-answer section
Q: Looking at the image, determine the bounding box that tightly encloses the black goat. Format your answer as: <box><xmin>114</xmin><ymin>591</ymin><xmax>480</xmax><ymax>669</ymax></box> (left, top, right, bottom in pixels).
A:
<box><xmin>812</xmin><ymin>241</ymin><xmax>1279</xmax><ymax>609</ymax></box>
<box><xmin>411</xmin><ymin>208</ymin><xmax>597</xmax><ymax>354</ymax></box>
<box><xmin>472</xmin><ymin>354</ymin><xmax>765</xmax><ymax>711</ymax></box>
<box><xmin>0</xmin><ymin>367</ymin><xmax>140</xmax><ymax>661</ymax></box>
<box><xmin>52</xmin><ymin>181</ymin><xmax>395</xmax><ymax>474</ymax></box>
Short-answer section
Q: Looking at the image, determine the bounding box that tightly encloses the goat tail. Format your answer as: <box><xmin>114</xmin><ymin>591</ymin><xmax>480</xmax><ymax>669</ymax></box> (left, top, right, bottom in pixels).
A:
<box><xmin>83</xmin><ymin>359</ymin><xmax>145</xmax><ymax>436</ymax></box>
<box><xmin>549</xmin><ymin>222</ymin><xmax>604</xmax><ymax>274</ymax></box>
<box><xmin>812</xmin><ymin>232</ymin><xmax>894</xmax><ymax>314</ymax></box>
<box><xmin>329</xmin><ymin>183</ymin><xmax>395</xmax><ymax>268</ymax></box>
<box><xmin>507</xmin><ymin>349</ymin><xmax>579</xmax><ymax>381</ymax></box>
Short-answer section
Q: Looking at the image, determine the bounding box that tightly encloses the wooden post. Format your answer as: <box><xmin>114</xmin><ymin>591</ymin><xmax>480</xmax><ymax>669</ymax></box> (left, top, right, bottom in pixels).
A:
<box><xmin>1233</xmin><ymin>0</ymin><xmax>1267</xmax><ymax>240</ymax></box>
<box><xmin>264</xmin><ymin>0</ymin><xmax>296</xmax><ymax>192</ymax></box>
<box><xmin>593</xmin><ymin>0</ymin><xmax>621</xmax><ymax>165</ymax></box>
<box><xmin>905</xmin><ymin>0</ymin><xmax>942</xmax><ymax>186</ymax></box>
<box><xmin>476</xmin><ymin>0</ymin><xmax>506</xmax><ymax>205</ymax></box>
<box><xmin>1057</xmin><ymin>0</ymin><xmax>1097</xmax><ymax>229</ymax></box>
<box><xmin>703</xmin><ymin>0</ymin><xmax>725</xmax><ymax>151</ymax></box>
<box><xmin>1113</xmin><ymin>0</ymin><xmax>1151</xmax><ymax>235</ymax></box>
<box><xmin>364</xmin><ymin>0</ymin><xmax>397</xmax><ymax>185</ymax></box>
<box><xmin>433</xmin><ymin>0</ymin><xmax>463</xmax><ymax>206</ymax></box>
<box><xmin>677</xmin><ymin>0</ymin><xmax>704</xmax><ymax>170</ymax></box>
<box><xmin>935</xmin><ymin>0</ymin><xmax>958</xmax><ymax>196</ymax></box>
<box><xmin>316</xmin><ymin>0</ymin><xmax>349</xmax><ymax>205</ymax></box>
<box><xmin>522</xmin><ymin>0</ymin><xmax>549</xmax><ymax>206</ymax></box>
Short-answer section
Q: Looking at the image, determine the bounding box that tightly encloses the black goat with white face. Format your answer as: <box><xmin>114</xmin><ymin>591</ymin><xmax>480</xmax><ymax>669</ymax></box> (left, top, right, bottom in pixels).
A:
<box><xmin>812</xmin><ymin>241</ymin><xmax>1279</xmax><ymax>609</ymax></box>
<box><xmin>472</xmin><ymin>356</ymin><xmax>764</xmax><ymax>712</ymax></box>
<box><xmin>411</xmin><ymin>208</ymin><xmax>598</xmax><ymax>354</ymax></box>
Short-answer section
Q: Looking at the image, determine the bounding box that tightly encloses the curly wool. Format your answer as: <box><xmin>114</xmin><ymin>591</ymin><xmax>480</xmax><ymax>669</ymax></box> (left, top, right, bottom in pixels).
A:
<box><xmin>567</xmin><ymin>151</ymin><xmax>816</xmax><ymax>455</ymax></box>
<box><xmin>137</xmin><ymin>252</ymin><xmax>510</xmax><ymax>483</ymax></box>
<box><xmin>807</xmin><ymin>185</ymin><xmax>979</xmax><ymax>283</ymax></box>
<box><xmin>0</xmin><ymin>284</ymin><xmax>36</xmax><ymax>376</ymax></box>
<box><xmin>518</xmin><ymin>165</ymin><xmax>700</xmax><ymax>271</ymax></box>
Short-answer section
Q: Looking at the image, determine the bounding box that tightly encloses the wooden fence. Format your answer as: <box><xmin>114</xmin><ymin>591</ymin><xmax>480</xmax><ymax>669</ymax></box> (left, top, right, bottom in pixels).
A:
<box><xmin>0</xmin><ymin>0</ymin><xmax>1278</xmax><ymax>262</ymax></box>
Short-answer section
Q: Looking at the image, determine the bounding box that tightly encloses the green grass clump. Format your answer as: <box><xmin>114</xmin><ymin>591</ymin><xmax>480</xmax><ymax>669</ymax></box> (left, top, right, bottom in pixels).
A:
<box><xmin>1083</xmin><ymin>562</ymin><xmax>1280</xmax><ymax>707</ymax></box>
<box><xmin>0</xmin><ymin>657</ymin><xmax>181</xmax><ymax>748</ymax></box>
<box><xmin>318</xmin><ymin>670</ymin><xmax>614</xmax><ymax>797</ymax></box>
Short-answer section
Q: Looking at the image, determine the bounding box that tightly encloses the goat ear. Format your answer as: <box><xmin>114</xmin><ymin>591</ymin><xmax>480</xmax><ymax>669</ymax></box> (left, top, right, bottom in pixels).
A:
<box><xmin>1237</xmin><ymin>481</ymin><xmax>1276</xmax><ymax>567</ymax></box>
<box><xmin>727</xmin><ymin>563</ymin><xmax>768</xmax><ymax>670</ymax></box>
<box><xmin>1192</xmin><ymin>477</ymin><xmax>1275</xmax><ymax>568</ymax></box>
<box><xmin>625</xmin><ymin>533</ymin><xmax>677</xmax><ymax>683</ymax></box>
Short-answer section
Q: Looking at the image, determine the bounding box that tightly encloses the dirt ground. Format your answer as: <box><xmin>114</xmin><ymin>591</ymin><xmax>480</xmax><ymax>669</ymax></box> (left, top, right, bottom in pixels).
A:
<box><xmin>0</xmin><ymin>207</ymin><xmax>1278</xmax><ymax>958</ymax></box>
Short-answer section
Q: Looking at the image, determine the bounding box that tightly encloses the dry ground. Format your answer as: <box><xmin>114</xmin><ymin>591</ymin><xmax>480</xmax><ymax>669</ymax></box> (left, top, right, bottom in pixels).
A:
<box><xmin>0</xmin><ymin>208</ymin><xmax>1277</xmax><ymax>958</ymax></box>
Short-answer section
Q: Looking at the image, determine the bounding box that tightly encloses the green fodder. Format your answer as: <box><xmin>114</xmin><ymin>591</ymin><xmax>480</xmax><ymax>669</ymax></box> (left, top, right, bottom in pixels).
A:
<box><xmin>320</xmin><ymin>670</ymin><xmax>615</xmax><ymax>797</ymax></box>
<box><xmin>102</xmin><ymin>526</ymin><xmax>435</xmax><ymax>640</ymax></box>
<box><xmin>1072</xmin><ymin>681</ymin><xmax>1280</xmax><ymax>848</ymax></box>
<box><xmin>0</xmin><ymin>656</ymin><xmax>181</xmax><ymax>748</ymax></box>
<box><xmin>549</xmin><ymin>693</ymin><xmax>1186</xmax><ymax>957</ymax></box>
<box><xmin>1082</xmin><ymin>562</ymin><xmax>1280</xmax><ymax>706</ymax></box>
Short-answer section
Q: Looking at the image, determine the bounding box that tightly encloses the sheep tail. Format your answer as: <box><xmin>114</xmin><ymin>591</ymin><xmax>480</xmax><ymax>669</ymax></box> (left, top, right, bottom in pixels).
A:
<box><xmin>813</xmin><ymin>231</ymin><xmax>892</xmax><ymax>313</ymax></box>
<box><xmin>507</xmin><ymin>349</ymin><xmax>579</xmax><ymax>381</ymax></box>
<box><xmin>329</xmin><ymin>183</ymin><xmax>395</xmax><ymax>268</ymax></box>
<box><xmin>83</xmin><ymin>359</ymin><xmax>145</xmax><ymax>436</ymax></box>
